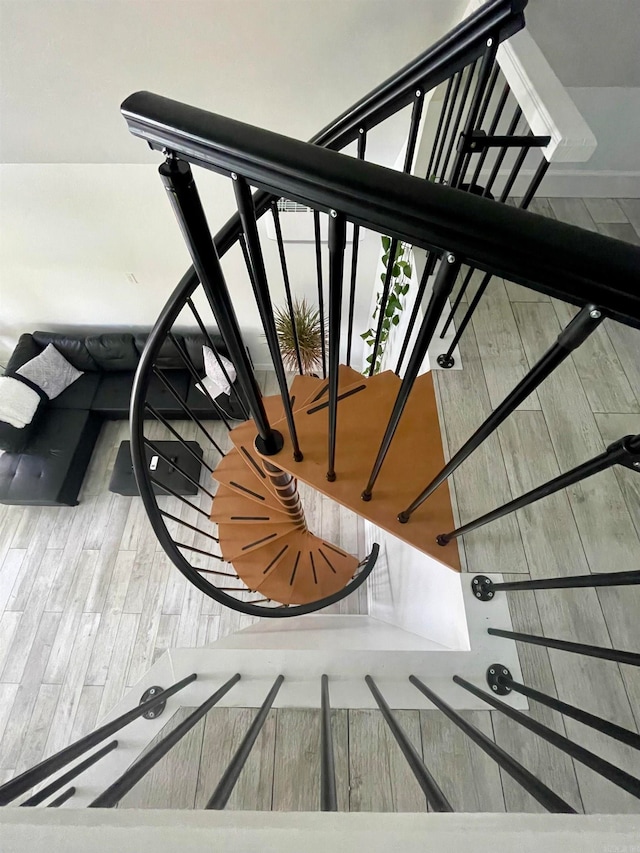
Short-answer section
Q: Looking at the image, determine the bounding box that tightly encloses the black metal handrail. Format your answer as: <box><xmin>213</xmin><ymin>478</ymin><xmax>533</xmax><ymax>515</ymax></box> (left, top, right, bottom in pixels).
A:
<box><xmin>121</xmin><ymin>94</ymin><xmax>640</xmax><ymax>327</ymax></box>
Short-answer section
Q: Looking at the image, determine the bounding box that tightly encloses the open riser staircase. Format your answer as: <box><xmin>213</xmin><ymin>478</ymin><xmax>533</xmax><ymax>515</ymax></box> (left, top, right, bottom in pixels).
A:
<box><xmin>2</xmin><ymin>0</ymin><xmax>640</xmax><ymax>833</ymax></box>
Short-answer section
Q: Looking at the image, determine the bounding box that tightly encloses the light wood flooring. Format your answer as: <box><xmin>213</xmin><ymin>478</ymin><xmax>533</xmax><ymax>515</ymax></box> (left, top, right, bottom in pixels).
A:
<box><xmin>0</xmin><ymin>197</ymin><xmax>639</xmax><ymax>813</ymax></box>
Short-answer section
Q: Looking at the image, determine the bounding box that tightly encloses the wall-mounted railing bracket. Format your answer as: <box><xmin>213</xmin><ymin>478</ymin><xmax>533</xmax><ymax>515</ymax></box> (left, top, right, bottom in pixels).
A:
<box><xmin>487</xmin><ymin>664</ymin><xmax>512</xmax><ymax>695</ymax></box>
<box><xmin>139</xmin><ymin>686</ymin><xmax>167</xmax><ymax>719</ymax></box>
<box><xmin>471</xmin><ymin>574</ymin><xmax>495</xmax><ymax>600</ymax></box>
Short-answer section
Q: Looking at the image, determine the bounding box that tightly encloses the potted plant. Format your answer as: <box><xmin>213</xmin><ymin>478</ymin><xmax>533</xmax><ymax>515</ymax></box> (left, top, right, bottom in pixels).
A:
<box><xmin>274</xmin><ymin>297</ymin><xmax>327</xmax><ymax>375</ymax></box>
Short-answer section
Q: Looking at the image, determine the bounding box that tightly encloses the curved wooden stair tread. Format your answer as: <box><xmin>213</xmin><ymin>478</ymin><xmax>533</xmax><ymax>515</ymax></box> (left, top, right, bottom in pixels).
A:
<box><xmin>210</xmin><ymin>484</ymin><xmax>293</xmax><ymax>525</ymax></box>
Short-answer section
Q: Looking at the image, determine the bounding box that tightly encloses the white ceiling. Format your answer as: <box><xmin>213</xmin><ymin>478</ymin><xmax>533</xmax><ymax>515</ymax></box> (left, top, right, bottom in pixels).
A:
<box><xmin>0</xmin><ymin>0</ymin><xmax>466</xmax><ymax>164</ymax></box>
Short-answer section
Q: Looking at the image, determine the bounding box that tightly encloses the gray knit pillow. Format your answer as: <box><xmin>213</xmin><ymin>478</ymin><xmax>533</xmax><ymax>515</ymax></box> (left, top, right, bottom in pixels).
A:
<box><xmin>17</xmin><ymin>343</ymin><xmax>83</xmax><ymax>399</ymax></box>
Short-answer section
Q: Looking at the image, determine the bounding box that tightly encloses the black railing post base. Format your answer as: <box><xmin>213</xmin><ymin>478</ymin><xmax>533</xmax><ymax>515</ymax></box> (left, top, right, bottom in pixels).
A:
<box><xmin>436</xmin><ymin>533</ymin><xmax>451</xmax><ymax>546</ymax></box>
<box><xmin>140</xmin><ymin>686</ymin><xmax>168</xmax><ymax>719</ymax></box>
<box><xmin>361</xmin><ymin>490</ymin><xmax>372</xmax><ymax>502</ymax></box>
<box><xmin>255</xmin><ymin>430</ymin><xmax>285</xmax><ymax>457</ymax></box>
<box><xmin>437</xmin><ymin>353</ymin><xmax>456</xmax><ymax>369</ymax></box>
<box><xmin>397</xmin><ymin>510</ymin><xmax>410</xmax><ymax>523</ymax></box>
<box><xmin>472</xmin><ymin>574</ymin><xmax>494</xmax><ymax>600</ymax></box>
<box><xmin>487</xmin><ymin>664</ymin><xmax>512</xmax><ymax>695</ymax></box>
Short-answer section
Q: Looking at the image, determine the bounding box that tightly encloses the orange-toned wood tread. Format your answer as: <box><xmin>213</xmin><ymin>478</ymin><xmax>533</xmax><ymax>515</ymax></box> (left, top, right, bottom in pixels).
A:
<box><xmin>210</xmin><ymin>484</ymin><xmax>293</xmax><ymax>525</ymax></box>
<box><xmin>251</xmin><ymin>369</ymin><xmax>461</xmax><ymax>571</ymax></box>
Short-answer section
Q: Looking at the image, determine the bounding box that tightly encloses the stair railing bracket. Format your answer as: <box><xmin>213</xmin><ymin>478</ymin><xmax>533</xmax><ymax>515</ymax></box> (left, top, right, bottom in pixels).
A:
<box><xmin>487</xmin><ymin>665</ymin><xmax>512</xmax><ymax>695</ymax></box>
<box><xmin>472</xmin><ymin>574</ymin><xmax>495</xmax><ymax>600</ymax></box>
<box><xmin>139</xmin><ymin>686</ymin><xmax>168</xmax><ymax>719</ymax></box>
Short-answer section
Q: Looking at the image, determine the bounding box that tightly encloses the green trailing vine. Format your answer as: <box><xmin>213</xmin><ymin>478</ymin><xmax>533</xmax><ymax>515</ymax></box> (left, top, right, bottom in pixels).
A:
<box><xmin>360</xmin><ymin>236</ymin><xmax>412</xmax><ymax>375</ymax></box>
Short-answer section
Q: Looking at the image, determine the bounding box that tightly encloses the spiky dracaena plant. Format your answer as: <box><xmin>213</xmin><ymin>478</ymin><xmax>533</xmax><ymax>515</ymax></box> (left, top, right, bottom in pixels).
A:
<box><xmin>274</xmin><ymin>298</ymin><xmax>327</xmax><ymax>374</ymax></box>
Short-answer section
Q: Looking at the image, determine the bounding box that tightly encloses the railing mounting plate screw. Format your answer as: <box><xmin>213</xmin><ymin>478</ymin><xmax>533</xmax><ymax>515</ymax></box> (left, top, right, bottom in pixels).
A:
<box><xmin>330</xmin><ymin>209</ymin><xmax>338</xmax><ymax>218</ymax></box>
<box><xmin>359</xmin><ymin>127</ymin><xmax>365</xmax><ymax>134</ymax></box>
<box><xmin>634</xmin><ymin>461</ymin><xmax>640</xmax><ymax>468</ymax></box>
<box><xmin>416</xmin><ymin>89</ymin><xmax>422</xmax><ymax>97</ymax></box>
<box><xmin>590</xmin><ymin>309</ymin><xmax>602</xmax><ymax>319</ymax></box>
<box><xmin>487</xmin><ymin>37</ymin><xmax>493</xmax><ymax>47</ymax></box>
<box><xmin>446</xmin><ymin>253</ymin><xmax>456</xmax><ymax>264</ymax></box>
<box><xmin>492</xmin><ymin>684</ymin><xmax>498</xmax><ymax>691</ymax></box>
<box><xmin>231</xmin><ymin>172</ymin><xmax>238</xmax><ymax>180</ymax></box>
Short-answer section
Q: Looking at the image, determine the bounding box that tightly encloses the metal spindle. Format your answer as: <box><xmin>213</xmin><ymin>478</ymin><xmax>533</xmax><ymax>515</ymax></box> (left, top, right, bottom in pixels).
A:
<box><xmin>144</xmin><ymin>438</ymin><xmax>214</xmax><ymax>501</ymax></box>
<box><xmin>454</xmin><ymin>675</ymin><xmax>640</xmax><ymax>800</ymax></box>
<box><xmin>47</xmin><ymin>787</ymin><xmax>76</xmax><ymax>808</ymax></box>
<box><xmin>0</xmin><ymin>673</ymin><xmax>197</xmax><ymax>805</ymax></box>
<box><xmin>408</xmin><ymin>675</ymin><xmax>576</xmax><ymax>813</ymax></box>
<box><xmin>150</xmin><ymin>476</ymin><xmax>211</xmax><ymax>519</ymax></box>
<box><xmin>320</xmin><ymin>675</ymin><xmax>338</xmax><ymax>811</ymax></box>
<box><xmin>489</xmin><ymin>668</ymin><xmax>640</xmax><ymax>751</ymax></box>
<box><xmin>431</xmin><ymin>70</ymin><xmax>464</xmax><ymax>180</ymax></box>
<box><xmin>327</xmin><ymin>211</ymin><xmax>347</xmax><ymax>481</ymax></box>
<box><xmin>440</xmin><ymin>60</ymin><xmax>478</xmax><ymax>183</ymax></box>
<box><xmin>145</xmin><ymin>404</ymin><xmax>215</xmax><ymax>474</ymax></box>
<box><xmin>272</xmin><ymin>202</ymin><xmax>303</xmax><ymax>374</ymax></box>
<box><xmin>232</xmin><ymin>175</ymin><xmax>303</xmax><ymax>461</ymax></box>
<box><xmin>152</xmin><ymin>368</ymin><xmax>225</xmax><ymax>456</ymax></box>
<box><xmin>425</xmin><ymin>75</ymin><xmax>454</xmax><ymax>180</ymax></box>
<box><xmin>400</xmin><ymin>305</ymin><xmax>604</xmax><ymax>522</ymax></box>
<box><xmin>159</xmin><ymin>509</ymin><xmax>219</xmax><ymax>542</ymax></box>
<box><xmin>174</xmin><ymin>541</ymin><xmax>224</xmax><ymax>560</ymax></box>
<box><xmin>471</xmin><ymin>568</ymin><xmax>640</xmax><ymax>600</ymax></box>
<box><xmin>90</xmin><ymin>674</ymin><xmax>241</xmax><ymax>808</ymax></box>
<box><xmin>169</xmin><ymin>333</ymin><xmax>233</xmax><ymax>430</ymax></box>
<box><xmin>482</xmin><ymin>104</ymin><xmax>522</xmax><ymax>196</ymax></box>
<box><xmin>346</xmin><ymin>129</ymin><xmax>367</xmax><ymax>366</ymax></box>
<box><xmin>205</xmin><ymin>675</ymin><xmax>284</xmax><ymax>809</ymax></box>
<box><xmin>362</xmin><ymin>253</ymin><xmax>461</xmax><ymax>501</ymax></box>
<box><xmin>158</xmin><ymin>156</ymin><xmax>281</xmax><ymax>456</ymax></box>
<box><xmin>497</xmin><ymin>136</ymin><xmax>532</xmax><ymax>203</ymax></box>
<box><xmin>21</xmin><ymin>741</ymin><xmax>119</xmax><ymax>807</ymax></box>
<box><xmin>186</xmin><ymin>296</ymin><xmax>249</xmax><ymax>419</ymax></box>
<box><xmin>438</xmin><ymin>434</ymin><xmax>640</xmax><ymax>545</ymax></box>
<box><xmin>439</xmin><ymin>265</ymin><xmax>474</xmax><ymax>340</ymax></box>
<box><xmin>487</xmin><ymin>629</ymin><xmax>640</xmax><ymax>667</ymax></box>
<box><xmin>366</xmin><ymin>676</ymin><xmax>453</xmax><ymax>811</ymax></box>
<box><xmin>313</xmin><ymin>210</ymin><xmax>327</xmax><ymax>378</ymax></box>
<box><xmin>395</xmin><ymin>255</ymin><xmax>435</xmax><ymax>375</ymax></box>
<box><xmin>455</xmin><ymin>60</ymin><xmax>500</xmax><ymax>186</ymax></box>
<box><xmin>469</xmin><ymin>81</ymin><xmax>510</xmax><ymax>190</ymax></box>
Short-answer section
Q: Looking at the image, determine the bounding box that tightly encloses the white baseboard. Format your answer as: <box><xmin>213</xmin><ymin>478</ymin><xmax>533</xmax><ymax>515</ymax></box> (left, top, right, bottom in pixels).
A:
<box><xmin>479</xmin><ymin>168</ymin><xmax>640</xmax><ymax>198</ymax></box>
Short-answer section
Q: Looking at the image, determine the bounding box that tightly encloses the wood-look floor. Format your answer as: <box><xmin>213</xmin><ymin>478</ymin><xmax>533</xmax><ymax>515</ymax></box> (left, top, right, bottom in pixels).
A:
<box><xmin>1</xmin><ymin>197</ymin><xmax>639</xmax><ymax>813</ymax></box>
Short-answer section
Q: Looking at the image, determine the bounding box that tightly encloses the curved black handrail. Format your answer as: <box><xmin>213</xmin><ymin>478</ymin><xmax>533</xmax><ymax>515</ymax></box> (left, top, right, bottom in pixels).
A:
<box><xmin>122</xmin><ymin>92</ymin><xmax>640</xmax><ymax>327</ymax></box>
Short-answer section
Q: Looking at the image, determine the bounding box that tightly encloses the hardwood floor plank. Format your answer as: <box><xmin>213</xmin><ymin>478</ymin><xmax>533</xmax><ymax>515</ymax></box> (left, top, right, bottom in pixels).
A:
<box><xmin>548</xmin><ymin>198</ymin><xmax>597</xmax><ymax>231</ymax></box>
<box><xmin>618</xmin><ymin>199</ymin><xmax>640</xmax><ymax>235</ymax></box>
<box><xmin>194</xmin><ymin>707</ymin><xmax>277</xmax><ymax>810</ymax></box>
<box><xmin>434</xmin><ymin>327</ymin><xmax>529</xmax><ymax>574</ymax></box>
<box><xmin>348</xmin><ymin>709</ymin><xmax>426</xmax><ymax>812</ymax></box>
<box><xmin>596</xmin><ymin>222</ymin><xmax>639</xmax><ymax>245</ymax></box>
<box><xmin>126</xmin><ymin>550</ymin><xmax>171</xmax><ymax>686</ymax></box>
<box><xmin>0</xmin><ymin>684</ymin><xmax>19</xmax><ymax>751</ymax></box>
<box><xmin>83</xmin><ymin>495</ymin><xmax>132</xmax><ymax>613</ymax></box>
<box><xmin>583</xmin><ymin>198</ymin><xmax>627</xmax><ymax>224</ymax></box>
<box><xmin>6</xmin><ymin>513</ymin><xmax>58</xmax><ymax>611</ymax></box>
<box><xmin>98</xmin><ymin>612</ymin><xmax>140</xmax><ymax>720</ymax></box>
<box><xmin>44</xmin><ymin>498</ymin><xmax>99</xmax><ymax>612</ymax></box>
<box><xmin>605</xmin><ymin>320</ymin><xmax>640</xmax><ymax>402</ymax></box>
<box><xmin>175</xmin><ymin>582</ymin><xmax>205</xmax><ymax>648</ymax></box>
<box><xmin>69</xmin><ymin>685</ymin><xmax>104</xmax><ymax>741</ymax></box>
<box><xmin>0</xmin><ymin>549</ymin><xmax>25</xmax><ymax>614</ymax></box>
<box><xmin>593</xmin><ymin>413</ymin><xmax>640</xmax><ymax>539</ymax></box>
<box><xmin>151</xmin><ymin>614</ymin><xmax>180</xmax><ymax>670</ymax></box>
<box><xmin>14</xmin><ymin>683</ymin><xmax>61</xmax><ymax>774</ymax></box>
<box><xmin>272</xmin><ymin>708</ymin><xmax>322</xmax><ymax>811</ymax></box>
<box><xmin>513</xmin><ymin>302</ymin><xmax>640</xmax><ymax>574</ymax></box>
<box><xmin>118</xmin><ymin>707</ymin><xmax>205</xmax><ymax>809</ymax></box>
<box><xmin>419</xmin><ymin>709</ymin><xmax>505</xmax><ymax>812</ymax></box>
<box><xmin>0</xmin><ymin>612</ymin><xmax>21</xmax><ymax>676</ymax></box>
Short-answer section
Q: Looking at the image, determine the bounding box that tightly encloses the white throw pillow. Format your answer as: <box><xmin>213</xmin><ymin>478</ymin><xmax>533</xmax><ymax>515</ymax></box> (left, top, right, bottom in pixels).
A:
<box><xmin>17</xmin><ymin>343</ymin><xmax>83</xmax><ymax>400</ymax></box>
<box><xmin>0</xmin><ymin>375</ymin><xmax>41</xmax><ymax>428</ymax></box>
<box><xmin>196</xmin><ymin>347</ymin><xmax>236</xmax><ymax>398</ymax></box>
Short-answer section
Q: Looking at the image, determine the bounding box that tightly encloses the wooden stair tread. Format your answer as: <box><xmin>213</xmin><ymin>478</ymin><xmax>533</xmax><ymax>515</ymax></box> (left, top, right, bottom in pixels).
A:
<box><xmin>212</xmin><ymin>448</ymin><xmax>295</xmax><ymax>512</ymax></box>
<box><xmin>210</xmin><ymin>484</ymin><xmax>292</xmax><ymax>525</ymax></box>
<box><xmin>259</xmin><ymin>370</ymin><xmax>461</xmax><ymax>571</ymax></box>
<box><xmin>217</xmin><ymin>520</ymin><xmax>298</xmax><ymax>561</ymax></box>
<box><xmin>229</xmin><ymin>530</ymin><xmax>302</xmax><ymax>590</ymax></box>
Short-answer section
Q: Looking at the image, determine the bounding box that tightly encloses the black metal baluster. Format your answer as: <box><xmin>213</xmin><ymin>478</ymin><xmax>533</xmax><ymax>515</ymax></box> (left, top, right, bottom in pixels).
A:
<box><xmin>395</xmin><ymin>256</ymin><xmax>435</xmax><ymax>375</ymax></box>
<box><xmin>47</xmin><ymin>787</ymin><xmax>76</xmax><ymax>808</ymax></box>
<box><xmin>205</xmin><ymin>675</ymin><xmax>284</xmax><ymax>809</ymax></box>
<box><xmin>432</xmin><ymin>70</ymin><xmax>464</xmax><ymax>180</ymax></box>
<box><xmin>168</xmin><ymin>332</ymin><xmax>233</xmax><ymax>430</ymax></box>
<box><xmin>145</xmin><ymin>404</ymin><xmax>215</xmax><ymax>475</ymax></box>
<box><xmin>455</xmin><ymin>60</ymin><xmax>500</xmax><ymax>187</ymax></box>
<box><xmin>472</xmin><ymin>569</ymin><xmax>640</xmax><ymax>601</ymax></box>
<box><xmin>454</xmin><ymin>675</ymin><xmax>640</xmax><ymax>799</ymax></box>
<box><xmin>346</xmin><ymin>129</ymin><xmax>367</xmax><ymax>366</ymax></box>
<box><xmin>174</xmin><ymin>542</ymin><xmax>224</xmax><ymax>561</ymax></box>
<box><xmin>497</xmin><ymin>135</ymin><xmax>532</xmax><ymax>203</ymax></box>
<box><xmin>233</xmin><ymin>174</ymin><xmax>303</xmax><ymax>461</ymax></box>
<box><xmin>366</xmin><ymin>676</ymin><xmax>453</xmax><ymax>811</ymax></box>
<box><xmin>159</xmin><ymin>509</ymin><xmax>219</xmax><ymax>543</ymax></box>
<box><xmin>362</xmin><ymin>253</ymin><xmax>461</xmax><ymax>501</ymax></box>
<box><xmin>409</xmin><ymin>676</ymin><xmax>576</xmax><ymax>813</ymax></box>
<box><xmin>144</xmin><ymin>438</ymin><xmax>215</xmax><ymax>500</ymax></box>
<box><xmin>399</xmin><ymin>305</ymin><xmax>604</xmax><ymax>521</ymax></box>
<box><xmin>313</xmin><ymin>210</ymin><xmax>327</xmax><ymax>379</ymax></box>
<box><xmin>469</xmin><ymin>81</ymin><xmax>510</xmax><ymax>191</ymax></box>
<box><xmin>440</xmin><ymin>60</ymin><xmax>478</xmax><ymax>184</ymax></box>
<box><xmin>320</xmin><ymin>675</ymin><xmax>338</xmax><ymax>811</ymax></box>
<box><xmin>520</xmin><ymin>156</ymin><xmax>551</xmax><ymax>207</ymax></box>
<box><xmin>0</xmin><ymin>673</ymin><xmax>197</xmax><ymax>805</ymax></box>
<box><xmin>152</xmin><ymin>368</ymin><xmax>225</xmax><ymax>456</ymax></box>
<box><xmin>158</xmin><ymin>156</ymin><xmax>282</xmax><ymax>456</ymax></box>
<box><xmin>425</xmin><ymin>75</ymin><xmax>454</xmax><ymax>180</ymax></box>
<box><xmin>151</xmin><ymin>477</ymin><xmax>211</xmax><ymax>519</ymax></box>
<box><xmin>487</xmin><ymin>667</ymin><xmax>640</xmax><ymax>751</ymax></box>
<box><xmin>90</xmin><ymin>674</ymin><xmax>241</xmax><ymax>808</ymax></box>
<box><xmin>272</xmin><ymin>202</ymin><xmax>303</xmax><ymax>375</ymax></box>
<box><xmin>21</xmin><ymin>741</ymin><xmax>119</xmax><ymax>807</ymax></box>
<box><xmin>327</xmin><ymin>211</ymin><xmax>347</xmax><ymax>481</ymax></box>
<box><xmin>482</xmin><ymin>104</ymin><xmax>522</xmax><ymax>196</ymax></box>
<box><xmin>438</xmin><ymin>434</ymin><xmax>640</xmax><ymax>545</ymax></box>
<box><xmin>186</xmin><ymin>296</ymin><xmax>249</xmax><ymax>420</ymax></box>
<box><xmin>487</xmin><ymin>629</ymin><xmax>640</xmax><ymax>667</ymax></box>
<box><xmin>438</xmin><ymin>266</ymin><xmax>474</xmax><ymax>341</ymax></box>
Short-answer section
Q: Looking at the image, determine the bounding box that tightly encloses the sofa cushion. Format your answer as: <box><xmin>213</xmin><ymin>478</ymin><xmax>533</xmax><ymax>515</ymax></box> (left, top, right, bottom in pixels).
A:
<box><xmin>5</xmin><ymin>334</ymin><xmax>43</xmax><ymax>374</ymax></box>
<box><xmin>85</xmin><ymin>333</ymin><xmax>139</xmax><ymax>371</ymax></box>
<box><xmin>49</xmin><ymin>372</ymin><xmax>101</xmax><ymax>410</ymax></box>
<box><xmin>182</xmin><ymin>333</ymin><xmax>226</xmax><ymax>372</ymax></box>
<box><xmin>17</xmin><ymin>343</ymin><xmax>84</xmax><ymax>400</ymax></box>
<box><xmin>185</xmin><ymin>377</ymin><xmax>248</xmax><ymax>421</ymax></box>
<box><xmin>32</xmin><ymin>331</ymin><xmax>98</xmax><ymax>372</ymax></box>
<box><xmin>0</xmin><ymin>376</ymin><xmax>46</xmax><ymax>452</ymax></box>
<box><xmin>134</xmin><ymin>333</ymin><xmax>185</xmax><ymax>370</ymax></box>
<box><xmin>91</xmin><ymin>370</ymin><xmax>191</xmax><ymax>418</ymax></box>
<box><xmin>0</xmin><ymin>408</ymin><xmax>101</xmax><ymax>506</ymax></box>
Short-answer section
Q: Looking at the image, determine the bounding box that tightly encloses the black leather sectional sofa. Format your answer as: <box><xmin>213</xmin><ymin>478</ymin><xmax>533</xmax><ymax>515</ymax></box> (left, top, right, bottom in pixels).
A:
<box><xmin>0</xmin><ymin>330</ymin><xmax>246</xmax><ymax>507</ymax></box>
